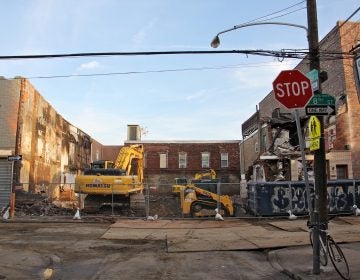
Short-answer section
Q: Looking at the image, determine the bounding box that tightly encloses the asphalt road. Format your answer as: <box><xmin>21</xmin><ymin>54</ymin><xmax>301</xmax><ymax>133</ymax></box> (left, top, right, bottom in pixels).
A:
<box><xmin>0</xmin><ymin>220</ymin><xmax>292</xmax><ymax>280</ymax></box>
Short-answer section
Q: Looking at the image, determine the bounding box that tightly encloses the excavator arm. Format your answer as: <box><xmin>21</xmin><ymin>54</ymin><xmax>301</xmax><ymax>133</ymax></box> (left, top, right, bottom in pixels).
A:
<box><xmin>114</xmin><ymin>144</ymin><xmax>144</xmax><ymax>182</ymax></box>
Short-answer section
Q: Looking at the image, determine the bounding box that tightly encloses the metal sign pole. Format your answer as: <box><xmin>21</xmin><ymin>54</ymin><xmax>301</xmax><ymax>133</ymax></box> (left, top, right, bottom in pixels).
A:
<box><xmin>293</xmin><ymin>109</ymin><xmax>320</xmax><ymax>273</ymax></box>
<box><xmin>294</xmin><ymin>109</ymin><xmax>312</xmax><ymax>212</ymax></box>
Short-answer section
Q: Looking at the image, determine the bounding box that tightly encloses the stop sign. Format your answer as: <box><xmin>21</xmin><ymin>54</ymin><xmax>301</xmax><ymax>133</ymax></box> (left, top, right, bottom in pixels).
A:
<box><xmin>273</xmin><ymin>70</ymin><xmax>313</xmax><ymax>109</ymax></box>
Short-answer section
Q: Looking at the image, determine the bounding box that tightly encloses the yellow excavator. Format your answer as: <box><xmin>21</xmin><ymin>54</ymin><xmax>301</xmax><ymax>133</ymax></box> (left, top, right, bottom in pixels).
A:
<box><xmin>180</xmin><ymin>179</ymin><xmax>235</xmax><ymax>217</ymax></box>
<box><xmin>173</xmin><ymin>169</ymin><xmax>235</xmax><ymax>217</ymax></box>
<box><xmin>74</xmin><ymin>144</ymin><xmax>145</xmax><ymax>212</ymax></box>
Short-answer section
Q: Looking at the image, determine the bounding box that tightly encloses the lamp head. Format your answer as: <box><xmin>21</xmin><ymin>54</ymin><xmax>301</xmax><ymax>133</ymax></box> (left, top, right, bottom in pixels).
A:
<box><xmin>210</xmin><ymin>35</ymin><xmax>220</xmax><ymax>48</ymax></box>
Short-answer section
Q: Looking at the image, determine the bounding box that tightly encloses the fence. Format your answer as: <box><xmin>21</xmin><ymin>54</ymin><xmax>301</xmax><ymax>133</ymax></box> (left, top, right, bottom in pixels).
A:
<box><xmin>10</xmin><ymin>180</ymin><xmax>359</xmax><ymax>219</ymax></box>
<box><xmin>11</xmin><ymin>181</ymin><xmax>243</xmax><ymax>219</ymax></box>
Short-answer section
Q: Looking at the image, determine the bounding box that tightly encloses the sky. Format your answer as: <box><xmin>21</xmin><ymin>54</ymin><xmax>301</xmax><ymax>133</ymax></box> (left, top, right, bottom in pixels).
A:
<box><xmin>1</xmin><ymin>0</ymin><xmax>359</xmax><ymax>145</ymax></box>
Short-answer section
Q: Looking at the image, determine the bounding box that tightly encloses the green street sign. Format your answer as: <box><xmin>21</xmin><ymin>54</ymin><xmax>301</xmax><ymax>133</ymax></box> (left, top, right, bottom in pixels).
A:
<box><xmin>306</xmin><ymin>69</ymin><xmax>319</xmax><ymax>92</ymax></box>
<box><xmin>308</xmin><ymin>93</ymin><xmax>335</xmax><ymax>106</ymax></box>
<box><xmin>306</xmin><ymin>93</ymin><xmax>336</xmax><ymax>116</ymax></box>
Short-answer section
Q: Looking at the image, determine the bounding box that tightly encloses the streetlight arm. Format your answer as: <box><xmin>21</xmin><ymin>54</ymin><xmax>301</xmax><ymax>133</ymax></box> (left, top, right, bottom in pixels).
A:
<box><xmin>211</xmin><ymin>21</ymin><xmax>308</xmax><ymax>48</ymax></box>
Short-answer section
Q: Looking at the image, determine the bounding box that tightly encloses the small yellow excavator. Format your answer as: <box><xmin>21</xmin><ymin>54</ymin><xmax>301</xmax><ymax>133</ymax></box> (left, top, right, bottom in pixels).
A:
<box><xmin>74</xmin><ymin>144</ymin><xmax>145</xmax><ymax>212</ymax></box>
<box><xmin>180</xmin><ymin>179</ymin><xmax>235</xmax><ymax>217</ymax></box>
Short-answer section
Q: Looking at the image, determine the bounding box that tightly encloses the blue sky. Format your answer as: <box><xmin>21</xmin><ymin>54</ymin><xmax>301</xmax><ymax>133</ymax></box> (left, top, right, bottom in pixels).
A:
<box><xmin>1</xmin><ymin>0</ymin><xmax>359</xmax><ymax>144</ymax></box>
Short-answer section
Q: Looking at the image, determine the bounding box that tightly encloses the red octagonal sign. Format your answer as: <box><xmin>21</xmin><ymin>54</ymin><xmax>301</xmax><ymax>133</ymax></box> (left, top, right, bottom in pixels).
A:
<box><xmin>273</xmin><ymin>70</ymin><xmax>313</xmax><ymax>109</ymax></box>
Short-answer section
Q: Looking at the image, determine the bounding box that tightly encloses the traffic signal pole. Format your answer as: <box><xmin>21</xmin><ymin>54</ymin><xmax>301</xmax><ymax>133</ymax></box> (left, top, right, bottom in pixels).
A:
<box><xmin>307</xmin><ymin>0</ymin><xmax>326</xmax><ymax>275</ymax></box>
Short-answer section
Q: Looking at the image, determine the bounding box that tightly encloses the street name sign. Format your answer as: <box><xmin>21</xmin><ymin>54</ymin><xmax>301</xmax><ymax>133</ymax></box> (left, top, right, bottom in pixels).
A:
<box><xmin>305</xmin><ymin>93</ymin><xmax>336</xmax><ymax>116</ymax></box>
<box><xmin>273</xmin><ymin>70</ymin><xmax>313</xmax><ymax>109</ymax></box>
<box><xmin>306</xmin><ymin>69</ymin><xmax>319</xmax><ymax>93</ymax></box>
<box><xmin>7</xmin><ymin>155</ymin><xmax>22</xmax><ymax>161</ymax></box>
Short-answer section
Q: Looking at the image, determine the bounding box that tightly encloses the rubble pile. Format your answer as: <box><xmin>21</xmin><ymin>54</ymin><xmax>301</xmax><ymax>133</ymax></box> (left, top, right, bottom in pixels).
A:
<box><xmin>148</xmin><ymin>194</ymin><xmax>182</xmax><ymax>218</ymax></box>
<box><xmin>15</xmin><ymin>190</ymin><xmax>75</xmax><ymax>217</ymax></box>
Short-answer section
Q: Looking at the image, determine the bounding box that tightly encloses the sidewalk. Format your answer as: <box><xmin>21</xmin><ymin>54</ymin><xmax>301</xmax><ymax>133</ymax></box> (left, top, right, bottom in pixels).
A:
<box><xmin>269</xmin><ymin>242</ymin><xmax>360</xmax><ymax>279</ymax></box>
<box><xmin>268</xmin><ymin>216</ymin><xmax>360</xmax><ymax>279</ymax></box>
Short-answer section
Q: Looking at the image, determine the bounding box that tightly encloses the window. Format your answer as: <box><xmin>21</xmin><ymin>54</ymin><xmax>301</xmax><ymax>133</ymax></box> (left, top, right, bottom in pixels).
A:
<box><xmin>221</xmin><ymin>153</ymin><xmax>228</xmax><ymax>168</ymax></box>
<box><xmin>159</xmin><ymin>153</ymin><xmax>167</xmax><ymax>168</ymax></box>
<box><xmin>336</xmin><ymin>165</ymin><xmax>348</xmax><ymax>179</ymax></box>
<box><xmin>201</xmin><ymin>152</ymin><xmax>210</xmax><ymax>168</ymax></box>
<box><xmin>179</xmin><ymin>152</ymin><xmax>187</xmax><ymax>168</ymax></box>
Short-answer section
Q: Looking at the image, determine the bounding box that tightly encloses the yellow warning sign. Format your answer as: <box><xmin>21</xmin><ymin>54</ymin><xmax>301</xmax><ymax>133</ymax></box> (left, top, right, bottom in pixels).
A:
<box><xmin>309</xmin><ymin>116</ymin><xmax>320</xmax><ymax>151</ymax></box>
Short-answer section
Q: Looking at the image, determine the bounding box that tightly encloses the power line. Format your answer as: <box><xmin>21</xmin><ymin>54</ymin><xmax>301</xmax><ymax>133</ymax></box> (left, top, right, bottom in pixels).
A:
<box><xmin>5</xmin><ymin>61</ymin><xmax>300</xmax><ymax>80</ymax></box>
<box><xmin>243</xmin><ymin>1</ymin><xmax>306</xmax><ymax>24</ymax></box>
<box><xmin>320</xmin><ymin>6</ymin><xmax>360</xmax><ymax>51</ymax></box>
<box><xmin>254</xmin><ymin>7</ymin><xmax>306</xmax><ymax>23</ymax></box>
<box><xmin>0</xmin><ymin>50</ymin><xmax>351</xmax><ymax>81</ymax></box>
<box><xmin>0</xmin><ymin>49</ymin><xmax>314</xmax><ymax>61</ymax></box>
<box><xmin>0</xmin><ymin>49</ymin><xmax>301</xmax><ymax>60</ymax></box>
<box><xmin>0</xmin><ymin>48</ymin><xmax>351</xmax><ymax>62</ymax></box>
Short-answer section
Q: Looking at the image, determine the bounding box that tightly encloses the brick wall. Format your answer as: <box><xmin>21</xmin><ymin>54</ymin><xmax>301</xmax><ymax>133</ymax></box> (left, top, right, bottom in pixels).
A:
<box><xmin>121</xmin><ymin>141</ymin><xmax>240</xmax><ymax>187</ymax></box>
<box><xmin>0</xmin><ymin>78</ymin><xmax>21</xmax><ymax>151</ymax></box>
<box><xmin>339</xmin><ymin>22</ymin><xmax>360</xmax><ymax>177</ymax></box>
<box><xmin>1</xmin><ymin>78</ymin><xmax>92</xmax><ymax>191</ymax></box>
<box><xmin>240</xmin><ymin>133</ymin><xmax>259</xmax><ymax>180</ymax></box>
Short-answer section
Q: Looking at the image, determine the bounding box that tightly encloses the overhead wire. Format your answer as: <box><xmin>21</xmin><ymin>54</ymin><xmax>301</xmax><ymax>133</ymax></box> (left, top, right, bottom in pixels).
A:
<box><xmin>0</xmin><ymin>1</ymin><xmax>355</xmax><ymax>81</ymax></box>
<box><xmin>242</xmin><ymin>0</ymin><xmax>306</xmax><ymax>24</ymax></box>
<box><xmin>4</xmin><ymin>60</ymin><xmax>301</xmax><ymax>80</ymax></box>
<box><xmin>320</xmin><ymin>6</ymin><xmax>360</xmax><ymax>51</ymax></box>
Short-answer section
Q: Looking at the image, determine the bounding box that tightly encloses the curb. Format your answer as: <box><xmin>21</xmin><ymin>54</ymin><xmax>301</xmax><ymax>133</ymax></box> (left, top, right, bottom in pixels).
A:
<box><xmin>268</xmin><ymin>250</ymin><xmax>304</xmax><ymax>280</ymax></box>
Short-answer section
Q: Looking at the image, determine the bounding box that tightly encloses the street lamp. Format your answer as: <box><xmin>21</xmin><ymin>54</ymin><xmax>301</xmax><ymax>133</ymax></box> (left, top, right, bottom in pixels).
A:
<box><xmin>210</xmin><ymin>21</ymin><xmax>308</xmax><ymax>48</ymax></box>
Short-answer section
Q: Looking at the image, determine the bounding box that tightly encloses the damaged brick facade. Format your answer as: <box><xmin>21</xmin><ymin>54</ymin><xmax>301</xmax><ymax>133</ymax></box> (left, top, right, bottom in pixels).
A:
<box><xmin>241</xmin><ymin>21</ymin><xmax>360</xmax><ymax>180</ymax></box>
<box><xmin>0</xmin><ymin>78</ymin><xmax>92</xmax><ymax>193</ymax></box>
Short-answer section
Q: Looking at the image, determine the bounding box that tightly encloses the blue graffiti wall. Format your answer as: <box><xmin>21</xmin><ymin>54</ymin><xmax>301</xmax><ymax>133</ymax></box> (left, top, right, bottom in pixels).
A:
<box><xmin>247</xmin><ymin>180</ymin><xmax>360</xmax><ymax>216</ymax></box>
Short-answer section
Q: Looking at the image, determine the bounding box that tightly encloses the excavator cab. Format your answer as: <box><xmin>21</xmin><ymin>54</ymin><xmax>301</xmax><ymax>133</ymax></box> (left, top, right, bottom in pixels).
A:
<box><xmin>90</xmin><ymin>160</ymin><xmax>115</xmax><ymax>169</ymax></box>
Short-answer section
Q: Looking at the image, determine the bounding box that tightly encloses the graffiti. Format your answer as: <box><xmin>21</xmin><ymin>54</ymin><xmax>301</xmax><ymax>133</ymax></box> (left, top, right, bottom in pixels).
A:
<box><xmin>271</xmin><ymin>186</ymin><xmax>290</xmax><ymax>212</ymax></box>
<box><xmin>250</xmin><ymin>180</ymin><xmax>360</xmax><ymax>216</ymax></box>
<box><xmin>270</xmin><ymin>184</ymin><xmax>313</xmax><ymax>213</ymax></box>
<box><xmin>327</xmin><ymin>185</ymin><xmax>355</xmax><ymax>213</ymax></box>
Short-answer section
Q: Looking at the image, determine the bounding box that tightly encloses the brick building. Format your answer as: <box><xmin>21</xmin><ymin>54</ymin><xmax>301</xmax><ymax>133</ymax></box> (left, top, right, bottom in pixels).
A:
<box><xmin>99</xmin><ymin>126</ymin><xmax>241</xmax><ymax>192</ymax></box>
<box><xmin>0</xmin><ymin>77</ymin><xmax>92</xmax><ymax>208</ymax></box>
<box><xmin>99</xmin><ymin>140</ymin><xmax>240</xmax><ymax>194</ymax></box>
<box><xmin>126</xmin><ymin>140</ymin><xmax>240</xmax><ymax>185</ymax></box>
<box><xmin>240</xmin><ymin>21</ymin><xmax>360</xmax><ymax>181</ymax></box>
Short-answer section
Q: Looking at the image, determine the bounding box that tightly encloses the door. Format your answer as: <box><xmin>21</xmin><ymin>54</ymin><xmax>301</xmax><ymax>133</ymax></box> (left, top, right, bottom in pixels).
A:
<box><xmin>0</xmin><ymin>159</ymin><xmax>12</xmax><ymax>209</ymax></box>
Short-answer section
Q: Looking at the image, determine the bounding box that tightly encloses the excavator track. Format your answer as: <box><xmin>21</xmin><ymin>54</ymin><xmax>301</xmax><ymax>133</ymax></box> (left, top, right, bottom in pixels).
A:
<box><xmin>190</xmin><ymin>200</ymin><xmax>229</xmax><ymax>218</ymax></box>
<box><xmin>130</xmin><ymin>192</ymin><xmax>145</xmax><ymax>211</ymax></box>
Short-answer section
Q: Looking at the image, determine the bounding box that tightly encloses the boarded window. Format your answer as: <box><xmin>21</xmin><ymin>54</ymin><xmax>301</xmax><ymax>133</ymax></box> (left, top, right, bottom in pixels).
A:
<box><xmin>201</xmin><ymin>152</ymin><xmax>210</xmax><ymax>168</ymax></box>
<box><xmin>179</xmin><ymin>152</ymin><xmax>187</xmax><ymax>168</ymax></box>
<box><xmin>221</xmin><ymin>153</ymin><xmax>228</xmax><ymax>168</ymax></box>
<box><xmin>159</xmin><ymin>153</ymin><xmax>167</xmax><ymax>169</ymax></box>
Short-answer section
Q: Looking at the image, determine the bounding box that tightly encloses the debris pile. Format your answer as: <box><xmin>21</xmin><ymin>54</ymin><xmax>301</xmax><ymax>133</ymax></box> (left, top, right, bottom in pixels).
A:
<box><xmin>15</xmin><ymin>190</ymin><xmax>75</xmax><ymax>216</ymax></box>
<box><xmin>148</xmin><ymin>195</ymin><xmax>182</xmax><ymax>218</ymax></box>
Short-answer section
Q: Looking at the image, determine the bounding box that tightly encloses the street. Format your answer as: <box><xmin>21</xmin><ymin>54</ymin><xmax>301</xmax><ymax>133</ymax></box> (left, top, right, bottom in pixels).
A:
<box><xmin>1</xmin><ymin>216</ymin><xmax>360</xmax><ymax>280</ymax></box>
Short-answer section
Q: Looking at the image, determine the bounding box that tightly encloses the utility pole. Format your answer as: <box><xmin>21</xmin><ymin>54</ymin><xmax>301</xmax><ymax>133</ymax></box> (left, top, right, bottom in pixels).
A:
<box><xmin>307</xmin><ymin>0</ymin><xmax>327</xmax><ymax>275</ymax></box>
